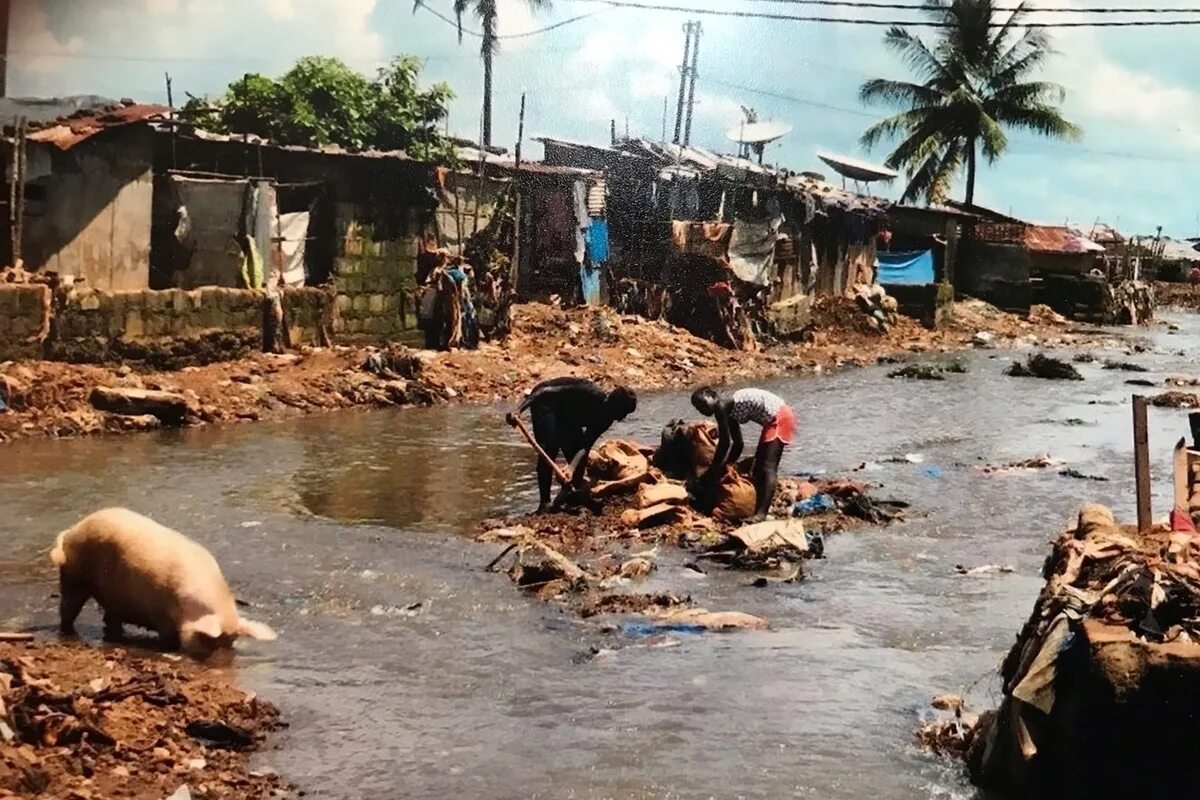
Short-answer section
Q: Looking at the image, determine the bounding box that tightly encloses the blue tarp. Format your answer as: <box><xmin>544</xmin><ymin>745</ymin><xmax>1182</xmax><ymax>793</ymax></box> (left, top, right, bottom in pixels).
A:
<box><xmin>580</xmin><ymin>265</ymin><xmax>602</xmax><ymax>306</ymax></box>
<box><xmin>586</xmin><ymin>218</ymin><xmax>610</xmax><ymax>264</ymax></box>
<box><xmin>876</xmin><ymin>249</ymin><xmax>935</xmax><ymax>285</ymax></box>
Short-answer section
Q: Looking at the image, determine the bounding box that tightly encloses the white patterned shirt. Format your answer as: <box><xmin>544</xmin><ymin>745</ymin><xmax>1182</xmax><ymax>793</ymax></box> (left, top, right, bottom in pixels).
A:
<box><xmin>730</xmin><ymin>388</ymin><xmax>786</xmax><ymax>427</ymax></box>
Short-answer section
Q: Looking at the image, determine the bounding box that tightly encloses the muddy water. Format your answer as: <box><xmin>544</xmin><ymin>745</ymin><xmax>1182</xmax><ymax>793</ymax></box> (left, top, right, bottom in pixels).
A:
<box><xmin>4</xmin><ymin>314</ymin><xmax>1200</xmax><ymax>799</ymax></box>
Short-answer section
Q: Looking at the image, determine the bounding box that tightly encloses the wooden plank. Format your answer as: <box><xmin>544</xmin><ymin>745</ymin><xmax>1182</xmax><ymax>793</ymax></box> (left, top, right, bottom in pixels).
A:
<box><xmin>1174</xmin><ymin>437</ymin><xmax>1189</xmax><ymax>514</ymax></box>
<box><xmin>1133</xmin><ymin>394</ymin><xmax>1152</xmax><ymax>533</ymax></box>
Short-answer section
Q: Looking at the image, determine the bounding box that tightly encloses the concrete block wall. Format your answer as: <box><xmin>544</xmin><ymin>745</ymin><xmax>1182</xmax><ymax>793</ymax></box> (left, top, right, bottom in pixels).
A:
<box><xmin>280</xmin><ymin>287</ymin><xmax>332</xmax><ymax>347</ymax></box>
<box><xmin>332</xmin><ymin>221</ymin><xmax>419</xmax><ymax>340</ymax></box>
<box><xmin>58</xmin><ymin>287</ymin><xmax>263</xmax><ymax>342</ymax></box>
<box><xmin>0</xmin><ymin>284</ymin><xmax>52</xmax><ymax>360</ymax></box>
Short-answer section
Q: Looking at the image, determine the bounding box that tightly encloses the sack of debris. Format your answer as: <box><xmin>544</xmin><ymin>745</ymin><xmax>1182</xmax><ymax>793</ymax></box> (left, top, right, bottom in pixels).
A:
<box><xmin>959</xmin><ymin>503</ymin><xmax>1200</xmax><ymax>799</ymax></box>
<box><xmin>653</xmin><ymin>419</ymin><xmax>718</xmax><ymax>480</ymax></box>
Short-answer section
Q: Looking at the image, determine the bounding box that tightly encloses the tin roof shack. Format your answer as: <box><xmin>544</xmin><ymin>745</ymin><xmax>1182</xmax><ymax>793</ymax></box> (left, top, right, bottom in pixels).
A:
<box><xmin>878</xmin><ymin>204</ymin><xmax>970</xmax><ymax>327</ymax></box>
<box><xmin>152</xmin><ymin>126</ymin><xmax>447</xmax><ymax>342</ymax></box>
<box><xmin>1127</xmin><ymin>236</ymin><xmax>1200</xmax><ymax>282</ymax></box>
<box><xmin>1025</xmin><ymin>224</ymin><xmax>1109</xmax><ymax>321</ymax></box>
<box><xmin>539</xmin><ymin>136</ymin><xmax>889</xmax><ymax>343</ymax></box>
<box><xmin>2</xmin><ymin>101</ymin><xmax>168</xmax><ymax>291</ymax></box>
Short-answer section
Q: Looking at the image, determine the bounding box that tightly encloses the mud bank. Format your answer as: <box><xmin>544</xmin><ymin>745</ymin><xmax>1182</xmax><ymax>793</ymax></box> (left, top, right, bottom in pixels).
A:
<box><xmin>919</xmin><ymin>504</ymin><xmax>1200</xmax><ymax>800</ymax></box>
<box><xmin>0</xmin><ymin>640</ymin><xmax>288</xmax><ymax>799</ymax></box>
<box><xmin>1</xmin><ymin>300</ymin><xmax>1100</xmax><ymax>445</ymax></box>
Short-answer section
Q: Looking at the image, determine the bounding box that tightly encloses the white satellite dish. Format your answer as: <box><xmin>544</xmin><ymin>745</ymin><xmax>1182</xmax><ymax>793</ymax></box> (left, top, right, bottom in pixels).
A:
<box><xmin>726</xmin><ymin>120</ymin><xmax>792</xmax><ymax>145</ymax></box>
<box><xmin>816</xmin><ymin>151</ymin><xmax>898</xmax><ymax>183</ymax></box>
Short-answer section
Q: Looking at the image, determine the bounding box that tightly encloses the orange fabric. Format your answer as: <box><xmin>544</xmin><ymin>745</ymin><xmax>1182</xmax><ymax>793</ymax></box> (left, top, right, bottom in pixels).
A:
<box><xmin>761</xmin><ymin>404</ymin><xmax>795</xmax><ymax>445</ymax></box>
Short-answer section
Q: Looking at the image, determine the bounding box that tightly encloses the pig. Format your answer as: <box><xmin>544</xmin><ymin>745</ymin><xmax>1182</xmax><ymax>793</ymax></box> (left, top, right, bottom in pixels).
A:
<box><xmin>50</xmin><ymin>507</ymin><xmax>276</xmax><ymax>657</ymax></box>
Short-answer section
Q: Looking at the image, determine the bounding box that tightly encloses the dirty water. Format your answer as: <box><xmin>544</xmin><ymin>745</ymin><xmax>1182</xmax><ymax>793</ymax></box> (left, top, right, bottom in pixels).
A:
<box><xmin>4</xmin><ymin>313</ymin><xmax>1200</xmax><ymax>799</ymax></box>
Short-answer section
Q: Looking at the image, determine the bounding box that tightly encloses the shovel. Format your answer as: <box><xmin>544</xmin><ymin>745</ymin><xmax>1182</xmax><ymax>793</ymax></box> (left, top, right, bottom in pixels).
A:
<box><xmin>505</xmin><ymin>412</ymin><xmax>601</xmax><ymax>513</ymax></box>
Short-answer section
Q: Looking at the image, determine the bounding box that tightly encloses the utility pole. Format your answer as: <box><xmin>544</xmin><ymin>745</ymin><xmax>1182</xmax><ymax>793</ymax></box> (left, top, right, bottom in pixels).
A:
<box><xmin>672</xmin><ymin>22</ymin><xmax>695</xmax><ymax>144</ymax></box>
<box><xmin>0</xmin><ymin>0</ymin><xmax>10</xmax><ymax>98</ymax></box>
<box><xmin>683</xmin><ymin>22</ymin><xmax>701</xmax><ymax>146</ymax></box>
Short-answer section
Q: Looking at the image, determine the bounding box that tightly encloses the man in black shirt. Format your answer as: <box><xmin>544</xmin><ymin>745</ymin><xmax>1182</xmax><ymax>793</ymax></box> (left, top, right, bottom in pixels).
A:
<box><xmin>514</xmin><ymin>377</ymin><xmax>638</xmax><ymax>512</ymax></box>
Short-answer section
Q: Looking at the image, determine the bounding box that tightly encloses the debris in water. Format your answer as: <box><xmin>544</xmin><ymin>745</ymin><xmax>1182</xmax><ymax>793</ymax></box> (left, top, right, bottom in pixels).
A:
<box><xmin>976</xmin><ymin>455</ymin><xmax>1065</xmax><ymax>475</ymax></box>
<box><xmin>1073</xmin><ymin>352</ymin><xmax>1097</xmax><ymax>363</ymax></box>
<box><xmin>1125</xmin><ymin>379</ymin><xmax>1157</xmax><ymax>387</ymax></box>
<box><xmin>1103</xmin><ymin>359</ymin><xmax>1148</xmax><ymax>372</ymax></box>
<box><xmin>1150</xmin><ymin>391</ymin><xmax>1200</xmax><ymax>409</ymax></box>
<box><xmin>954</xmin><ymin>564</ymin><xmax>1015</xmax><ymax>576</ymax></box>
<box><xmin>1058</xmin><ymin>468</ymin><xmax>1110</xmax><ymax>482</ymax></box>
<box><xmin>1004</xmin><ymin>354</ymin><xmax>1084</xmax><ymax>381</ymax></box>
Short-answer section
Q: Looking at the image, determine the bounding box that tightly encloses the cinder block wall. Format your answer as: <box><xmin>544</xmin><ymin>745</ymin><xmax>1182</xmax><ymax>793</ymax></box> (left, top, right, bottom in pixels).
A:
<box><xmin>0</xmin><ymin>285</ymin><xmax>52</xmax><ymax>360</ymax></box>
<box><xmin>332</xmin><ymin>221</ymin><xmax>419</xmax><ymax>340</ymax></box>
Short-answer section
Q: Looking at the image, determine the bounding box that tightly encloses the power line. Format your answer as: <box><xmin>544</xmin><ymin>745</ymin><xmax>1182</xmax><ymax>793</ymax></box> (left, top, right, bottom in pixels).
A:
<box><xmin>561</xmin><ymin>0</ymin><xmax>1200</xmax><ymax>25</ymax></box>
<box><xmin>697</xmin><ymin>0</ymin><xmax>1200</xmax><ymax>12</ymax></box>
<box><xmin>415</xmin><ymin>3</ymin><xmax>598</xmax><ymax>38</ymax></box>
<box><xmin>703</xmin><ymin>75</ymin><xmax>1200</xmax><ymax>163</ymax></box>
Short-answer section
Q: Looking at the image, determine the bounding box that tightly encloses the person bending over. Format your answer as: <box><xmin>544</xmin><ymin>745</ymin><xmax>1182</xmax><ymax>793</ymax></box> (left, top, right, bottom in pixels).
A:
<box><xmin>692</xmin><ymin>385</ymin><xmax>794</xmax><ymax>522</ymax></box>
<box><xmin>516</xmin><ymin>377</ymin><xmax>638</xmax><ymax>512</ymax></box>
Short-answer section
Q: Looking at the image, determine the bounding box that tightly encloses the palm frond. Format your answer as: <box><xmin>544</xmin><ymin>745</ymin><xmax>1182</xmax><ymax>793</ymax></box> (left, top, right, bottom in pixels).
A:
<box><xmin>992</xmin><ymin>104</ymin><xmax>1083</xmax><ymax>142</ymax></box>
<box><xmin>883</xmin><ymin>26</ymin><xmax>956</xmax><ymax>84</ymax></box>
<box><xmin>859</xmin><ymin>107</ymin><xmax>937</xmax><ymax>150</ymax></box>
<box><xmin>859</xmin><ymin>78</ymin><xmax>944</xmax><ymax>109</ymax></box>
<box><xmin>453</xmin><ymin>0</ymin><xmax>469</xmax><ymax>43</ymax></box>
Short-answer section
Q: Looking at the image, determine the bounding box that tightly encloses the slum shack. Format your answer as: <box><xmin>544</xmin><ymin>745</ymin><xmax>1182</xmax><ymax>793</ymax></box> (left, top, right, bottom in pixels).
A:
<box><xmin>539</xmin><ymin>136</ymin><xmax>892</xmax><ymax>347</ymax></box>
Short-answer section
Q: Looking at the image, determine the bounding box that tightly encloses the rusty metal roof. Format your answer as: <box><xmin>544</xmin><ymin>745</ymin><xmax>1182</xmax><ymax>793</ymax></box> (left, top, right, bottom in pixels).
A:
<box><xmin>24</xmin><ymin>103</ymin><xmax>168</xmax><ymax>149</ymax></box>
<box><xmin>1025</xmin><ymin>224</ymin><xmax>1105</xmax><ymax>254</ymax></box>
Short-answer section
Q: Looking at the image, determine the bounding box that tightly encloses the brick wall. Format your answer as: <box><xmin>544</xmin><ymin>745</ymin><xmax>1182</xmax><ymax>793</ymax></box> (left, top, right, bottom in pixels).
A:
<box><xmin>0</xmin><ymin>284</ymin><xmax>52</xmax><ymax>361</ymax></box>
<box><xmin>331</xmin><ymin>221</ymin><xmax>419</xmax><ymax>341</ymax></box>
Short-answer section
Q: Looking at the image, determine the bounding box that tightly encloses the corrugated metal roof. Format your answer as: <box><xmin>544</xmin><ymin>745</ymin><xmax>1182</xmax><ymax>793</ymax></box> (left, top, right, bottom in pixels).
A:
<box><xmin>24</xmin><ymin>103</ymin><xmax>168</xmax><ymax>149</ymax></box>
<box><xmin>1025</xmin><ymin>224</ymin><xmax>1105</xmax><ymax>254</ymax></box>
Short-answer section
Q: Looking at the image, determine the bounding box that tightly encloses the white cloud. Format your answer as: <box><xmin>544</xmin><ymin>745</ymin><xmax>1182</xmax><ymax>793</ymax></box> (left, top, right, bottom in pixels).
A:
<box><xmin>10</xmin><ymin>0</ymin><xmax>84</xmax><ymax>76</ymax></box>
<box><xmin>694</xmin><ymin>90</ymin><xmax>744</xmax><ymax>129</ymax></box>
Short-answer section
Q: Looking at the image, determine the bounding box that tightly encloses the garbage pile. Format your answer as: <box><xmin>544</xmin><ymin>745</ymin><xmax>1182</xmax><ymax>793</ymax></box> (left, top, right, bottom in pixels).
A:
<box><xmin>922</xmin><ymin>504</ymin><xmax>1200</xmax><ymax>799</ymax></box>
<box><xmin>1004</xmin><ymin>353</ymin><xmax>1084</xmax><ymax>381</ymax></box>
<box><xmin>480</xmin><ymin>423</ymin><xmax>905</xmax><ymax>634</ymax></box>
<box><xmin>0</xmin><ymin>640</ymin><xmax>288</xmax><ymax>799</ymax></box>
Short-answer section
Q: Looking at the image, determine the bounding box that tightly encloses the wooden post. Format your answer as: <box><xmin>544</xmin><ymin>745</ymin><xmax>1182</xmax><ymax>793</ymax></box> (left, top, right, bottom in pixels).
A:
<box><xmin>165</xmin><ymin>73</ymin><xmax>177</xmax><ymax>169</ymax></box>
<box><xmin>1133</xmin><ymin>394</ymin><xmax>1152</xmax><ymax>533</ymax></box>
<box><xmin>1188</xmin><ymin>411</ymin><xmax>1200</xmax><ymax>448</ymax></box>
<box><xmin>11</xmin><ymin>115</ymin><xmax>24</xmax><ymax>268</ymax></box>
<box><xmin>509</xmin><ymin>92</ymin><xmax>525</xmax><ymax>295</ymax></box>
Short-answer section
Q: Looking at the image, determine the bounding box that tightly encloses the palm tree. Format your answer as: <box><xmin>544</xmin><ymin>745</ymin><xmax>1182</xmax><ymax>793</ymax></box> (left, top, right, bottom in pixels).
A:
<box><xmin>859</xmin><ymin>0</ymin><xmax>1081</xmax><ymax>205</ymax></box>
<box><xmin>415</xmin><ymin>0</ymin><xmax>550</xmax><ymax>147</ymax></box>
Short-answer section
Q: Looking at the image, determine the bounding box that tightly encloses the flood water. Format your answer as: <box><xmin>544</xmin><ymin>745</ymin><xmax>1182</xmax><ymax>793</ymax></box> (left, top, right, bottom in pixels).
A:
<box><xmin>5</xmin><ymin>314</ymin><xmax>1200</xmax><ymax>799</ymax></box>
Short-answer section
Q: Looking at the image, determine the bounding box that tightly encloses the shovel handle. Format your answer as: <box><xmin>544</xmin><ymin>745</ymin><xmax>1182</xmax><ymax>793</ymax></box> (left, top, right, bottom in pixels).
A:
<box><xmin>507</xmin><ymin>411</ymin><xmax>574</xmax><ymax>487</ymax></box>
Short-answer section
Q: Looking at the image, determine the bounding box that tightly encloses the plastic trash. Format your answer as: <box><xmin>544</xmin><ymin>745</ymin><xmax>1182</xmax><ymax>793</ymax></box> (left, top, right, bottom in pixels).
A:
<box><xmin>793</xmin><ymin>493</ymin><xmax>836</xmax><ymax>517</ymax></box>
<box><xmin>924</xmin><ymin>466</ymin><xmax>944</xmax><ymax>478</ymax></box>
<box><xmin>620</xmin><ymin>621</ymin><xmax>706</xmax><ymax>637</ymax></box>
<box><xmin>805</xmin><ymin>530</ymin><xmax>826</xmax><ymax>559</ymax></box>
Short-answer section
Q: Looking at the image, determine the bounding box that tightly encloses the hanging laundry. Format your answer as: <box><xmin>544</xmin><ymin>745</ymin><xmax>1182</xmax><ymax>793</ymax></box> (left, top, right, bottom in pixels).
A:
<box><xmin>586</xmin><ymin>218</ymin><xmax>610</xmax><ymax>264</ymax></box>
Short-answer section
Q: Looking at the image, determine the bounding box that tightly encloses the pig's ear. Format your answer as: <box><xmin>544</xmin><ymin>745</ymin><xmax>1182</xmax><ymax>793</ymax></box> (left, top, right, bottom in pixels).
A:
<box><xmin>185</xmin><ymin>614</ymin><xmax>224</xmax><ymax>640</ymax></box>
<box><xmin>237</xmin><ymin>617</ymin><xmax>277</xmax><ymax>641</ymax></box>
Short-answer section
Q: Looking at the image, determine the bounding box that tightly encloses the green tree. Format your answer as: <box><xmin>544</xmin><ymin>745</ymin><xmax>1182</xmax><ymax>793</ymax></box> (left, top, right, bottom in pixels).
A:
<box><xmin>182</xmin><ymin>56</ymin><xmax>456</xmax><ymax>162</ymax></box>
<box><xmin>414</xmin><ymin>0</ymin><xmax>551</xmax><ymax>147</ymax></box>
<box><xmin>859</xmin><ymin>0</ymin><xmax>1081</xmax><ymax>204</ymax></box>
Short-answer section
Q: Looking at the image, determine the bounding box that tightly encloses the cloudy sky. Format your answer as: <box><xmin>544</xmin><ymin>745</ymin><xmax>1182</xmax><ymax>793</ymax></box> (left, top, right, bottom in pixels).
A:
<box><xmin>10</xmin><ymin>0</ymin><xmax>1200</xmax><ymax>235</ymax></box>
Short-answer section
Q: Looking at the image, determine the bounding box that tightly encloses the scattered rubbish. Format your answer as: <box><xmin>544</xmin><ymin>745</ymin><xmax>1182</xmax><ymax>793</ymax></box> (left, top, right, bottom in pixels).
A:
<box><xmin>1073</xmin><ymin>352</ymin><xmax>1097</xmax><ymax>363</ymax></box>
<box><xmin>581</xmin><ymin>592</ymin><xmax>689</xmax><ymax>618</ymax></box>
<box><xmin>1165</xmin><ymin>374</ymin><xmax>1200</xmax><ymax>387</ymax></box>
<box><xmin>971</xmin><ymin>331</ymin><xmax>997</xmax><ymax>348</ymax></box>
<box><xmin>620</xmin><ymin>621</ymin><xmax>706</xmax><ymax>637</ymax></box>
<box><xmin>1058</xmin><ymin>468</ymin><xmax>1109</xmax><ymax>482</ymax></box>
<box><xmin>884</xmin><ymin>453</ymin><xmax>926</xmax><ymax>464</ymax></box>
<box><xmin>184</xmin><ymin>720</ymin><xmax>255</xmax><ymax>750</ymax></box>
<box><xmin>917</xmin><ymin>696</ymin><xmax>981</xmax><ymax>758</ymax></box>
<box><xmin>0</xmin><ymin>641</ymin><xmax>288</xmax><ymax>798</ymax></box>
<box><xmin>954</xmin><ymin>564</ymin><xmax>1015</xmax><ymax>576</ymax></box>
<box><xmin>751</xmin><ymin>563</ymin><xmax>803</xmax><ymax>587</ymax></box>
<box><xmin>238</xmin><ymin>520</ymin><xmax>262</xmax><ymax>528</ymax></box>
<box><xmin>1004</xmin><ymin>354</ymin><xmax>1084</xmax><ymax>381</ymax></box>
<box><xmin>793</xmin><ymin>494</ymin><xmax>836</xmax><ymax>516</ymax></box>
<box><xmin>165</xmin><ymin>786</ymin><xmax>193</xmax><ymax>800</ymax></box>
<box><xmin>1103</xmin><ymin>359</ymin><xmax>1148</xmax><ymax>372</ymax></box>
<box><xmin>943</xmin><ymin>504</ymin><xmax>1200</xmax><ymax>797</ymax></box>
<box><xmin>924</xmin><ymin>466</ymin><xmax>945</xmax><ymax>478</ymax></box>
<box><xmin>0</xmin><ymin>632</ymin><xmax>34</xmax><ymax>642</ymax></box>
<box><xmin>641</xmin><ymin>607</ymin><xmax>768</xmax><ymax>632</ymax></box>
<box><xmin>1125</xmin><ymin>379</ymin><xmax>1156</xmax><ymax>387</ymax></box>
<box><xmin>368</xmin><ymin>602</ymin><xmax>424</xmax><ymax>617</ymax></box>
<box><xmin>1150</xmin><ymin>391</ymin><xmax>1200</xmax><ymax>409</ymax></box>
<box><xmin>977</xmin><ymin>455</ymin><xmax>1066</xmax><ymax>475</ymax></box>
<box><xmin>1028</xmin><ymin>304</ymin><xmax>1068</xmax><ymax>326</ymax></box>
<box><xmin>887</xmin><ymin>363</ymin><xmax>965</xmax><ymax>381</ymax></box>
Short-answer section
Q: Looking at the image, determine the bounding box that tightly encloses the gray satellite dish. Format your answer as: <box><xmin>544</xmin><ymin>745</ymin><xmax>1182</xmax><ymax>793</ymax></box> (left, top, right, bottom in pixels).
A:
<box><xmin>726</xmin><ymin>120</ymin><xmax>792</xmax><ymax>145</ymax></box>
<box><xmin>816</xmin><ymin>151</ymin><xmax>898</xmax><ymax>183</ymax></box>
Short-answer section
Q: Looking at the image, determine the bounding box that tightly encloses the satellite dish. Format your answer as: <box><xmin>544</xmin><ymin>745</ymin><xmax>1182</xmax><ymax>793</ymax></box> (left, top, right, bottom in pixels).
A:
<box><xmin>816</xmin><ymin>151</ymin><xmax>898</xmax><ymax>183</ymax></box>
<box><xmin>726</xmin><ymin>121</ymin><xmax>792</xmax><ymax>145</ymax></box>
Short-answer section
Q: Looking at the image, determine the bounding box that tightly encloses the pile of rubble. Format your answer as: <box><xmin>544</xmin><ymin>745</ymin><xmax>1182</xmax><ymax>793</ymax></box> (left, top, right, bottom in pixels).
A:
<box><xmin>480</xmin><ymin>423</ymin><xmax>905</xmax><ymax>635</ymax></box>
<box><xmin>1</xmin><ymin>640</ymin><xmax>289</xmax><ymax>798</ymax></box>
<box><xmin>919</xmin><ymin>504</ymin><xmax>1200</xmax><ymax>799</ymax></box>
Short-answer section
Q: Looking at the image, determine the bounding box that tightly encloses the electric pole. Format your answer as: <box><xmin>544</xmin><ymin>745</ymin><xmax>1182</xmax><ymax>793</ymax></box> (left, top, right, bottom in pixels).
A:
<box><xmin>683</xmin><ymin>22</ymin><xmax>701</xmax><ymax>146</ymax></box>
<box><xmin>0</xmin><ymin>0</ymin><xmax>10</xmax><ymax>98</ymax></box>
<box><xmin>672</xmin><ymin>22</ymin><xmax>695</xmax><ymax>145</ymax></box>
